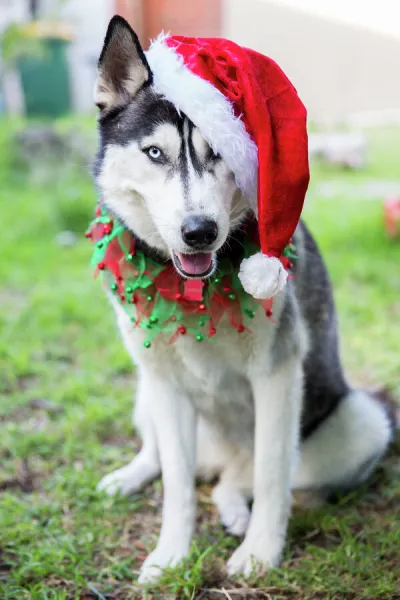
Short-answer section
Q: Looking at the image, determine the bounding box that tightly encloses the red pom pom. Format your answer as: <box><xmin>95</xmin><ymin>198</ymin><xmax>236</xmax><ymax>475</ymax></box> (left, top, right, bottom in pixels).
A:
<box><xmin>384</xmin><ymin>196</ymin><xmax>400</xmax><ymax>238</ymax></box>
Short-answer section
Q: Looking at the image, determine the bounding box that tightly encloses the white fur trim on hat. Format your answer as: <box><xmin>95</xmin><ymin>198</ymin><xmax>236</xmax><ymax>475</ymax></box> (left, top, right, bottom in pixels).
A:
<box><xmin>145</xmin><ymin>35</ymin><xmax>258</xmax><ymax>207</ymax></box>
<box><xmin>238</xmin><ymin>254</ymin><xmax>288</xmax><ymax>299</ymax></box>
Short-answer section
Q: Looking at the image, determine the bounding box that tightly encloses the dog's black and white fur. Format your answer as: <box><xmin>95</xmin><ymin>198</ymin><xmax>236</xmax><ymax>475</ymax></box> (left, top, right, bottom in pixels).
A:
<box><xmin>93</xmin><ymin>17</ymin><xmax>395</xmax><ymax>583</ymax></box>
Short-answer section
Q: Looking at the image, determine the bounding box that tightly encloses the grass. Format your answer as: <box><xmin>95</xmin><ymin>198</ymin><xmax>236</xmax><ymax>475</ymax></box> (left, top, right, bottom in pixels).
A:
<box><xmin>0</xmin><ymin>117</ymin><xmax>399</xmax><ymax>600</ymax></box>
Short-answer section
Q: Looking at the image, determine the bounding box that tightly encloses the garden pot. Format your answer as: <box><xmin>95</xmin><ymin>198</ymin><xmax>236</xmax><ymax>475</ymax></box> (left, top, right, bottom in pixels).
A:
<box><xmin>18</xmin><ymin>22</ymin><xmax>73</xmax><ymax>118</ymax></box>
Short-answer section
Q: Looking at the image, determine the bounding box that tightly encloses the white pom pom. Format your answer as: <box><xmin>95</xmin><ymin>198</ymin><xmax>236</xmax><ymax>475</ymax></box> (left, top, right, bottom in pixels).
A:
<box><xmin>238</xmin><ymin>253</ymin><xmax>288</xmax><ymax>299</ymax></box>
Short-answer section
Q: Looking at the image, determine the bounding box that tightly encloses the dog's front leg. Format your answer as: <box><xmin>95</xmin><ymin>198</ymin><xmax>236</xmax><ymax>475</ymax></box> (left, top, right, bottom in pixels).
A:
<box><xmin>138</xmin><ymin>368</ymin><xmax>197</xmax><ymax>584</ymax></box>
<box><xmin>227</xmin><ymin>358</ymin><xmax>302</xmax><ymax>577</ymax></box>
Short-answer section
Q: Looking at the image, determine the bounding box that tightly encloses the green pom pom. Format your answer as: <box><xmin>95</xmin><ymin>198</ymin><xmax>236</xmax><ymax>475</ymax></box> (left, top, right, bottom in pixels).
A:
<box><xmin>110</xmin><ymin>283</ymin><xmax>118</xmax><ymax>291</ymax></box>
<box><xmin>150</xmin><ymin>315</ymin><xmax>158</xmax><ymax>324</ymax></box>
<box><xmin>144</xmin><ymin>340</ymin><xmax>151</xmax><ymax>348</ymax></box>
<box><xmin>214</xmin><ymin>277</ymin><xmax>221</xmax><ymax>284</ymax></box>
<box><xmin>196</xmin><ymin>334</ymin><xmax>203</xmax><ymax>342</ymax></box>
<box><xmin>96</xmin><ymin>241</ymin><xmax>103</xmax><ymax>249</ymax></box>
<box><xmin>199</xmin><ymin>319</ymin><xmax>206</xmax><ymax>327</ymax></box>
<box><xmin>127</xmin><ymin>253</ymin><xmax>134</xmax><ymax>261</ymax></box>
<box><xmin>147</xmin><ymin>295</ymin><xmax>152</xmax><ymax>302</ymax></box>
<box><xmin>126</xmin><ymin>285</ymin><xmax>133</xmax><ymax>294</ymax></box>
<box><xmin>228</xmin><ymin>293</ymin><xmax>236</xmax><ymax>300</ymax></box>
<box><xmin>245</xmin><ymin>309</ymin><xmax>255</xmax><ymax>319</ymax></box>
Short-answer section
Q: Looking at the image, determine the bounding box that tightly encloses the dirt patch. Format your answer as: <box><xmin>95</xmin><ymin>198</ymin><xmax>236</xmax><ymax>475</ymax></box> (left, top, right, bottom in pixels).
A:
<box><xmin>1</xmin><ymin>373</ymin><xmax>39</xmax><ymax>396</ymax></box>
<box><xmin>292</xmin><ymin>527</ymin><xmax>342</xmax><ymax>554</ymax></box>
<box><xmin>101</xmin><ymin>433</ymin><xmax>137</xmax><ymax>448</ymax></box>
<box><xmin>0</xmin><ymin>457</ymin><xmax>37</xmax><ymax>493</ymax></box>
<box><xmin>1</xmin><ymin>397</ymin><xmax>64</xmax><ymax>424</ymax></box>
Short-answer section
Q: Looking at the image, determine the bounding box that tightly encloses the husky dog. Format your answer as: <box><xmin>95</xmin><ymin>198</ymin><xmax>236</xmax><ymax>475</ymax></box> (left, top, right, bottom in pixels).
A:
<box><xmin>93</xmin><ymin>18</ymin><xmax>396</xmax><ymax>583</ymax></box>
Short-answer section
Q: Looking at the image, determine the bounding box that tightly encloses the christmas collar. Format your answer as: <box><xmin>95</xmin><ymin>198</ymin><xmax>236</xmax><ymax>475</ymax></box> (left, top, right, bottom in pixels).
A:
<box><xmin>86</xmin><ymin>205</ymin><xmax>295</xmax><ymax>348</ymax></box>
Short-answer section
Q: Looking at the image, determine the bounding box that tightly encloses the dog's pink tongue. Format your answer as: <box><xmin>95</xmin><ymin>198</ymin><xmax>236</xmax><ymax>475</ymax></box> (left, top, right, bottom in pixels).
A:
<box><xmin>179</xmin><ymin>252</ymin><xmax>212</xmax><ymax>275</ymax></box>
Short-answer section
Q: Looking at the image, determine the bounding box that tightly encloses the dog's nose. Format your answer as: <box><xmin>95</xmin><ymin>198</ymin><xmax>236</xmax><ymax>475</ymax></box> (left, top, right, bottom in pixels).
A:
<box><xmin>181</xmin><ymin>216</ymin><xmax>218</xmax><ymax>248</ymax></box>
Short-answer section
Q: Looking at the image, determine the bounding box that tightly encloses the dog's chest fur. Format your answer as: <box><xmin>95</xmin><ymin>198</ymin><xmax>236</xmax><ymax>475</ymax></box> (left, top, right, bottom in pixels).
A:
<box><xmin>110</xmin><ymin>293</ymin><xmax>290</xmax><ymax>444</ymax></box>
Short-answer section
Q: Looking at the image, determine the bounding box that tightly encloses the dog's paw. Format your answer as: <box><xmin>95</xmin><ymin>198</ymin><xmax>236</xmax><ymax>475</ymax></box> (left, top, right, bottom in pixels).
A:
<box><xmin>97</xmin><ymin>456</ymin><xmax>160</xmax><ymax>497</ymax></box>
<box><xmin>138</xmin><ymin>546</ymin><xmax>187</xmax><ymax>584</ymax></box>
<box><xmin>97</xmin><ymin>466</ymin><xmax>134</xmax><ymax>496</ymax></box>
<box><xmin>227</xmin><ymin>538</ymin><xmax>281</xmax><ymax>578</ymax></box>
<box><xmin>212</xmin><ymin>485</ymin><xmax>250</xmax><ymax>537</ymax></box>
<box><xmin>221</xmin><ymin>502</ymin><xmax>250</xmax><ymax>537</ymax></box>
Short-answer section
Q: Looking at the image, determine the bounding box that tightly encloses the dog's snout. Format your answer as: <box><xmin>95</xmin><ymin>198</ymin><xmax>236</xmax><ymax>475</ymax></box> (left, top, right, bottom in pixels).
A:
<box><xmin>181</xmin><ymin>216</ymin><xmax>218</xmax><ymax>248</ymax></box>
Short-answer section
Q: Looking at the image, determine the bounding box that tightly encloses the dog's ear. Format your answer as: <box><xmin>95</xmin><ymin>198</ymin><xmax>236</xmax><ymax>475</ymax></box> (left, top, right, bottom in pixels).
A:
<box><xmin>95</xmin><ymin>16</ymin><xmax>152</xmax><ymax>112</ymax></box>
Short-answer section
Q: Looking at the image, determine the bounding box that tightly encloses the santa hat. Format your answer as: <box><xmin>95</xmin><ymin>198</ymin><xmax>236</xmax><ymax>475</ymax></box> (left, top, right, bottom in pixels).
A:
<box><xmin>144</xmin><ymin>35</ymin><xmax>309</xmax><ymax>299</ymax></box>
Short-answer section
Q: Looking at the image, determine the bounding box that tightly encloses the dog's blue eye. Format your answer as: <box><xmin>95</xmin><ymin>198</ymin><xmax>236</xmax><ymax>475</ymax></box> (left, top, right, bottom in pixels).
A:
<box><xmin>145</xmin><ymin>146</ymin><xmax>162</xmax><ymax>160</ymax></box>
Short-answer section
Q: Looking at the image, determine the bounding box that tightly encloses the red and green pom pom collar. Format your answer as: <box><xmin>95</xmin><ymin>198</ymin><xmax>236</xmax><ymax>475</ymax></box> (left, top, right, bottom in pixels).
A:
<box><xmin>86</xmin><ymin>204</ymin><xmax>296</xmax><ymax>348</ymax></box>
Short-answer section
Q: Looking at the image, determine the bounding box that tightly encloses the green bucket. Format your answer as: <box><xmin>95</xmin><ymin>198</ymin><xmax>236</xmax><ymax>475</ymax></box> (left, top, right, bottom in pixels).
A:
<box><xmin>18</xmin><ymin>37</ymin><xmax>72</xmax><ymax>118</ymax></box>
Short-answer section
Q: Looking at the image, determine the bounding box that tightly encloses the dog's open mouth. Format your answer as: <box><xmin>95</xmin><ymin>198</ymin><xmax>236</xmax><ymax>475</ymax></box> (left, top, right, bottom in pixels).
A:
<box><xmin>172</xmin><ymin>251</ymin><xmax>215</xmax><ymax>278</ymax></box>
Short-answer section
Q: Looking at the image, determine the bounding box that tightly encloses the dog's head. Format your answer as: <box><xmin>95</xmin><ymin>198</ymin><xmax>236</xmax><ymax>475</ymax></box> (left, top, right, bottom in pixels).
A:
<box><xmin>94</xmin><ymin>17</ymin><xmax>248</xmax><ymax>279</ymax></box>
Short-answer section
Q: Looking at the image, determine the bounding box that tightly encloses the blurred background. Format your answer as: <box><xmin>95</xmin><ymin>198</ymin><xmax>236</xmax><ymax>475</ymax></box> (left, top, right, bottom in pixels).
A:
<box><xmin>1</xmin><ymin>1</ymin><xmax>399</xmax><ymax>598</ymax></box>
<box><xmin>2</xmin><ymin>0</ymin><xmax>400</xmax><ymax>121</ymax></box>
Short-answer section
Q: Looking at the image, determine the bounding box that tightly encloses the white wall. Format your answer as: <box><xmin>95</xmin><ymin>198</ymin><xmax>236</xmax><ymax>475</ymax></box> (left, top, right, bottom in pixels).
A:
<box><xmin>0</xmin><ymin>0</ymin><xmax>28</xmax><ymax>114</ymax></box>
<box><xmin>223</xmin><ymin>0</ymin><xmax>400</xmax><ymax>123</ymax></box>
<box><xmin>259</xmin><ymin>0</ymin><xmax>400</xmax><ymax>39</ymax></box>
<box><xmin>0</xmin><ymin>0</ymin><xmax>28</xmax><ymax>30</ymax></box>
<box><xmin>59</xmin><ymin>0</ymin><xmax>113</xmax><ymax>113</ymax></box>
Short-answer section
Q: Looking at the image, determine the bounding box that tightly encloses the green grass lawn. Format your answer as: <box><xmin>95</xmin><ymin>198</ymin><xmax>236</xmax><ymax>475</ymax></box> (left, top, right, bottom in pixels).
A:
<box><xmin>0</xmin><ymin>119</ymin><xmax>399</xmax><ymax>600</ymax></box>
